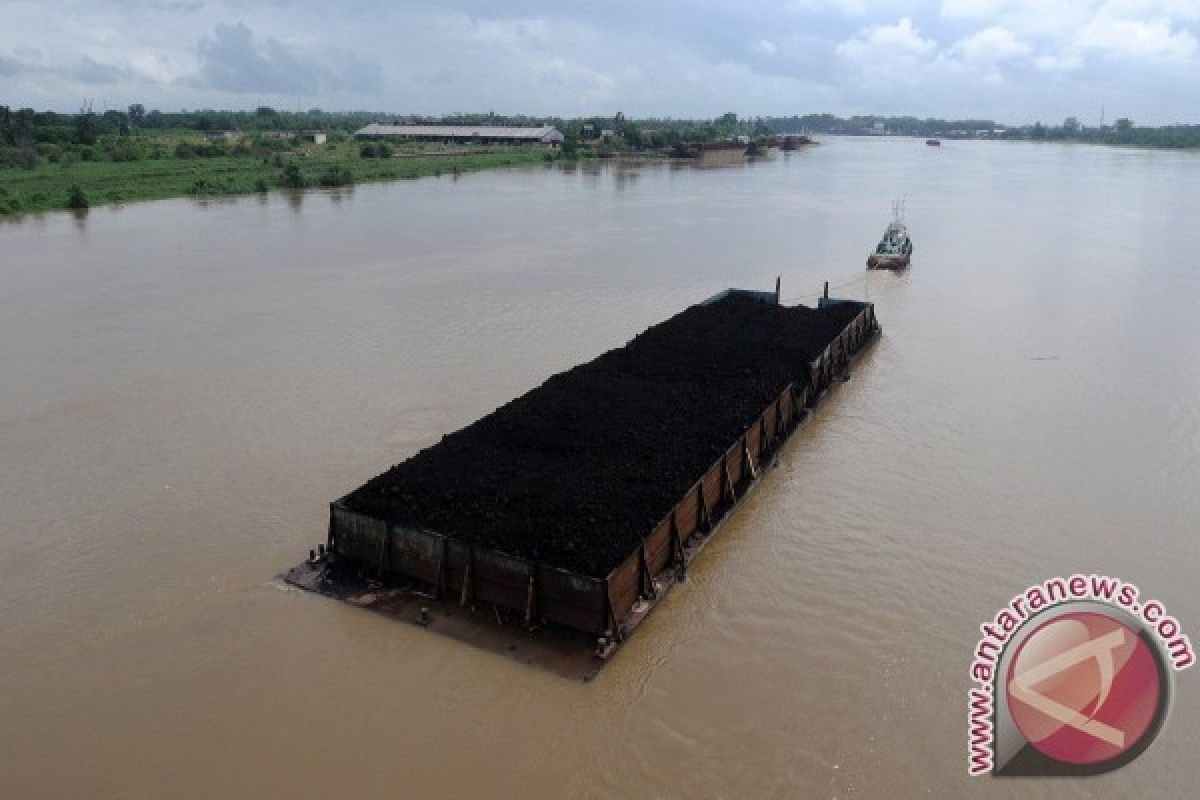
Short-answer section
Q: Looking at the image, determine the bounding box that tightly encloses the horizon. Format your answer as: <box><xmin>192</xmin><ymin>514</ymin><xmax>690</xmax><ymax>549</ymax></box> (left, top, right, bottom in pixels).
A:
<box><xmin>5</xmin><ymin>106</ymin><xmax>1191</xmax><ymax>132</ymax></box>
<box><xmin>3</xmin><ymin>2</ymin><xmax>1198</xmax><ymax>127</ymax></box>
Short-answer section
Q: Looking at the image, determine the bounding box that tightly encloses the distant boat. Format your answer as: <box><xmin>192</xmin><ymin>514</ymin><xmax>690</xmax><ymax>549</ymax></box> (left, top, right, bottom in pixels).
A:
<box><xmin>779</xmin><ymin>134</ymin><xmax>815</xmax><ymax>151</ymax></box>
<box><xmin>867</xmin><ymin>200</ymin><xmax>913</xmax><ymax>270</ymax></box>
<box><xmin>926</xmin><ymin>139</ymin><xmax>942</xmax><ymax>146</ymax></box>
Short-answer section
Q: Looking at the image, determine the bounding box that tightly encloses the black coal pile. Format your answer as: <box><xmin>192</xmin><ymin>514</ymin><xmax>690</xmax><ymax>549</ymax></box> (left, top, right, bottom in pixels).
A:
<box><xmin>342</xmin><ymin>295</ymin><xmax>864</xmax><ymax>577</ymax></box>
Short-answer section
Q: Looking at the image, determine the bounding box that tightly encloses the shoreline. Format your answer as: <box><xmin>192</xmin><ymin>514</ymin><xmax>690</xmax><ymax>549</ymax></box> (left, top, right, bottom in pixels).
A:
<box><xmin>0</xmin><ymin>145</ymin><xmax>556</xmax><ymax>217</ymax></box>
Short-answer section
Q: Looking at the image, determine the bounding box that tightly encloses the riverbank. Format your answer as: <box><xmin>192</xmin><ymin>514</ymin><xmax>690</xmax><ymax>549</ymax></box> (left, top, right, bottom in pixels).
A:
<box><xmin>0</xmin><ymin>137</ymin><xmax>554</xmax><ymax>215</ymax></box>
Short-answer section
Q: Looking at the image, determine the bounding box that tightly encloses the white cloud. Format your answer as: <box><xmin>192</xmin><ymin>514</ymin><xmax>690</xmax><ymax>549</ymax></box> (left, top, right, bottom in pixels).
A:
<box><xmin>941</xmin><ymin>0</ymin><xmax>1007</xmax><ymax>17</ymax></box>
<box><xmin>951</xmin><ymin>25</ymin><xmax>1031</xmax><ymax>62</ymax></box>
<box><xmin>1099</xmin><ymin>0</ymin><xmax>1200</xmax><ymax>21</ymax></box>
<box><xmin>753</xmin><ymin>38</ymin><xmax>779</xmax><ymax>55</ymax></box>
<box><xmin>1077</xmin><ymin>16</ymin><xmax>1198</xmax><ymax>59</ymax></box>
<box><xmin>0</xmin><ymin>1</ymin><xmax>1197</xmax><ymax>123</ymax></box>
<box><xmin>788</xmin><ymin>0</ymin><xmax>871</xmax><ymax>15</ymax></box>
<box><xmin>1033</xmin><ymin>51</ymin><xmax>1085</xmax><ymax>71</ymax></box>
<box><xmin>837</xmin><ymin>17</ymin><xmax>937</xmax><ymax>62</ymax></box>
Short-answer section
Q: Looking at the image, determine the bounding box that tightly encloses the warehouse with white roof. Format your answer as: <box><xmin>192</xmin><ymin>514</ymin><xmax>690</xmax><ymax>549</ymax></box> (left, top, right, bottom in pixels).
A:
<box><xmin>355</xmin><ymin>123</ymin><xmax>564</xmax><ymax>146</ymax></box>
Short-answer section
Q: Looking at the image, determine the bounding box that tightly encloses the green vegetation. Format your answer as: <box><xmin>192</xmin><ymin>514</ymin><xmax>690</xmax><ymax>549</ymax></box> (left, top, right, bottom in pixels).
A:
<box><xmin>66</xmin><ymin>184</ymin><xmax>88</xmax><ymax>210</ymax></box>
<box><xmin>762</xmin><ymin>113</ymin><xmax>1200</xmax><ymax>149</ymax></box>
<box><xmin>317</xmin><ymin>166</ymin><xmax>353</xmax><ymax>187</ymax></box>
<box><xmin>0</xmin><ymin>105</ymin><xmax>557</xmax><ymax>214</ymax></box>
<box><xmin>0</xmin><ymin>105</ymin><xmax>782</xmax><ymax>215</ymax></box>
<box><xmin>0</xmin><ymin>104</ymin><xmax>559</xmax><ymax>215</ymax></box>
<box><xmin>0</xmin><ymin>144</ymin><xmax>550</xmax><ymax>214</ymax></box>
<box><xmin>280</xmin><ymin>163</ymin><xmax>306</xmax><ymax>189</ymax></box>
<box><xmin>1020</xmin><ymin>117</ymin><xmax>1200</xmax><ymax>148</ymax></box>
<box><xmin>5</xmin><ymin>103</ymin><xmax>1198</xmax><ymax>215</ymax></box>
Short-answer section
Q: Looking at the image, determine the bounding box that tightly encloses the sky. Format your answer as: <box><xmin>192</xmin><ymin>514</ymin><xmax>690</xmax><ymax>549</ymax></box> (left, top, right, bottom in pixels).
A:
<box><xmin>1</xmin><ymin>1</ymin><xmax>1198</xmax><ymax>124</ymax></box>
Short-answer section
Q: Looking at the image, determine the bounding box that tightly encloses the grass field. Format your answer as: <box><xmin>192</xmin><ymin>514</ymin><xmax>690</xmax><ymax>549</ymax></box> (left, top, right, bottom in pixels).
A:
<box><xmin>0</xmin><ymin>135</ymin><xmax>555</xmax><ymax>215</ymax></box>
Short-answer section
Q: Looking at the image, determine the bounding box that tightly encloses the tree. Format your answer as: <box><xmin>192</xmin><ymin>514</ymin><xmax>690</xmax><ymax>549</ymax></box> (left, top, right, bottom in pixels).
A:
<box><xmin>560</xmin><ymin>133</ymin><xmax>579</xmax><ymax>158</ymax></box>
<box><xmin>1115</xmin><ymin>117</ymin><xmax>1134</xmax><ymax>132</ymax></box>
<box><xmin>255</xmin><ymin>106</ymin><xmax>280</xmax><ymax>130</ymax></box>
<box><xmin>128</xmin><ymin>104</ymin><xmax>145</xmax><ymax>130</ymax></box>
<box><xmin>66</xmin><ymin>184</ymin><xmax>89</xmax><ymax>209</ymax></box>
<box><xmin>74</xmin><ymin>106</ymin><xmax>99</xmax><ymax>145</ymax></box>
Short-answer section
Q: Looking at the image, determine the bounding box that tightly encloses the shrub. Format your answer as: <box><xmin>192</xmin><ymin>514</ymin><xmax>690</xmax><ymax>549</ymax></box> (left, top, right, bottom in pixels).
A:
<box><xmin>66</xmin><ymin>184</ymin><xmax>89</xmax><ymax>209</ymax></box>
<box><xmin>317</xmin><ymin>166</ymin><xmax>352</xmax><ymax>187</ymax></box>
<box><xmin>174</xmin><ymin>142</ymin><xmax>195</xmax><ymax>159</ymax></box>
<box><xmin>254</xmin><ymin>178</ymin><xmax>269</xmax><ymax>192</ymax></box>
<box><xmin>110</xmin><ymin>141</ymin><xmax>141</xmax><ymax>162</ymax></box>
<box><xmin>187</xmin><ymin>179</ymin><xmax>220</xmax><ymax>195</ymax></box>
<box><xmin>0</xmin><ymin>147</ymin><xmax>39</xmax><ymax>169</ymax></box>
<box><xmin>280</xmin><ymin>163</ymin><xmax>305</xmax><ymax>188</ymax></box>
<box><xmin>359</xmin><ymin>143</ymin><xmax>377</xmax><ymax>158</ymax></box>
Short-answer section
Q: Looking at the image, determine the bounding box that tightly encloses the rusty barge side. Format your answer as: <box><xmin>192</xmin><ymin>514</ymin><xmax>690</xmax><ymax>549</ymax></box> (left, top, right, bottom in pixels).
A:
<box><xmin>287</xmin><ymin>299</ymin><xmax>880</xmax><ymax>678</ymax></box>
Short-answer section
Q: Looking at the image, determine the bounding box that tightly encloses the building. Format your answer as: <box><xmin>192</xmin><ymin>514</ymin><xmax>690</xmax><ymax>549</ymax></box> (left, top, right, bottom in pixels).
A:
<box><xmin>302</xmin><ymin>132</ymin><xmax>327</xmax><ymax>144</ymax></box>
<box><xmin>204</xmin><ymin>130</ymin><xmax>243</xmax><ymax>142</ymax></box>
<box><xmin>354</xmin><ymin>123</ymin><xmax>564</xmax><ymax>147</ymax></box>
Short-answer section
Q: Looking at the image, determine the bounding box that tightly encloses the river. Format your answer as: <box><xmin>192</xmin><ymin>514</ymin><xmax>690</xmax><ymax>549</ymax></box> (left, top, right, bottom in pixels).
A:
<box><xmin>1</xmin><ymin>137</ymin><xmax>1197</xmax><ymax>798</ymax></box>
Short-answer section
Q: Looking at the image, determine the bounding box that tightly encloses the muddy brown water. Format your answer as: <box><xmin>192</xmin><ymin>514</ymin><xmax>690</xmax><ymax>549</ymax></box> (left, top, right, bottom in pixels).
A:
<box><xmin>1</xmin><ymin>139</ymin><xmax>1198</xmax><ymax>798</ymax></box>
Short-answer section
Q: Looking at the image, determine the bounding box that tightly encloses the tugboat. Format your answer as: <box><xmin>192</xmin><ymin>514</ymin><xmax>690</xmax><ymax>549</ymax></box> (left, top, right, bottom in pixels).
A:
<box><xmin>866</xmin><ymin>200</ymin><xmax>913</xmax><ymax>270</ymax></box>
<box><xmin>926</xmin><ymin>138</ymin><xmax>941</xmax><ymax>146</ymax></box>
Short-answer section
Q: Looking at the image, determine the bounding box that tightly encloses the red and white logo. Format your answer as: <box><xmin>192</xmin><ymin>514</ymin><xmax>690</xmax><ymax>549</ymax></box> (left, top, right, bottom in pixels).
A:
<box><xmin>1006</xmin><ymin>611</ymin><xmax>1163</xmax><ymax>767</ymax></box>
<box><xmin>967</xmin><ymin>575</ymin><xmax>1192</xmax><ymax>777</ymax></box>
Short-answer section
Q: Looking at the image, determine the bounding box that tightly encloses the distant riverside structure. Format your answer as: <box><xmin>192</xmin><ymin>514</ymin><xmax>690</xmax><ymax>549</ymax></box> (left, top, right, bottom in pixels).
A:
<box><xmin>354</xmin><ymin>123</ymin><xmax>564</xmax><ymax>147</ymax></box>
<box><xmin>252</xmin><ymin>131</ymin><xmax>328</xmax><ymax>143</ymax></box>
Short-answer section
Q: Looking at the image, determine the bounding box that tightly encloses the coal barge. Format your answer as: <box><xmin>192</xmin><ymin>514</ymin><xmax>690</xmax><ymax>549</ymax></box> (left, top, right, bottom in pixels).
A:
<box><xmin>286</xmin><ymin>285</ymin><xmax>880</xmax><ymax>678</ymax></box>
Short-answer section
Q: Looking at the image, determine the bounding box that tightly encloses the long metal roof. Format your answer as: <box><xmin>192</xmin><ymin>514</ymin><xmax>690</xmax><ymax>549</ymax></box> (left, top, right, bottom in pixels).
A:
<box><xmin>355</xmin><ymin>123</ymin><xmax>563</xmax><ymax>142</ymax></box>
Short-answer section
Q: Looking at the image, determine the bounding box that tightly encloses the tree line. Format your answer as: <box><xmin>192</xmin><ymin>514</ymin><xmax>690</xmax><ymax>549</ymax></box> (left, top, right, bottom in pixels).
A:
<box><xmin>761</xmin><ymin>112</ymin><xmax>1200</xmax><ymax>148</ymax></box>
<box><xmin>4</xmin><ymin>104</ymin><xmax>1199</xmax><ymax>172</ymax></box>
